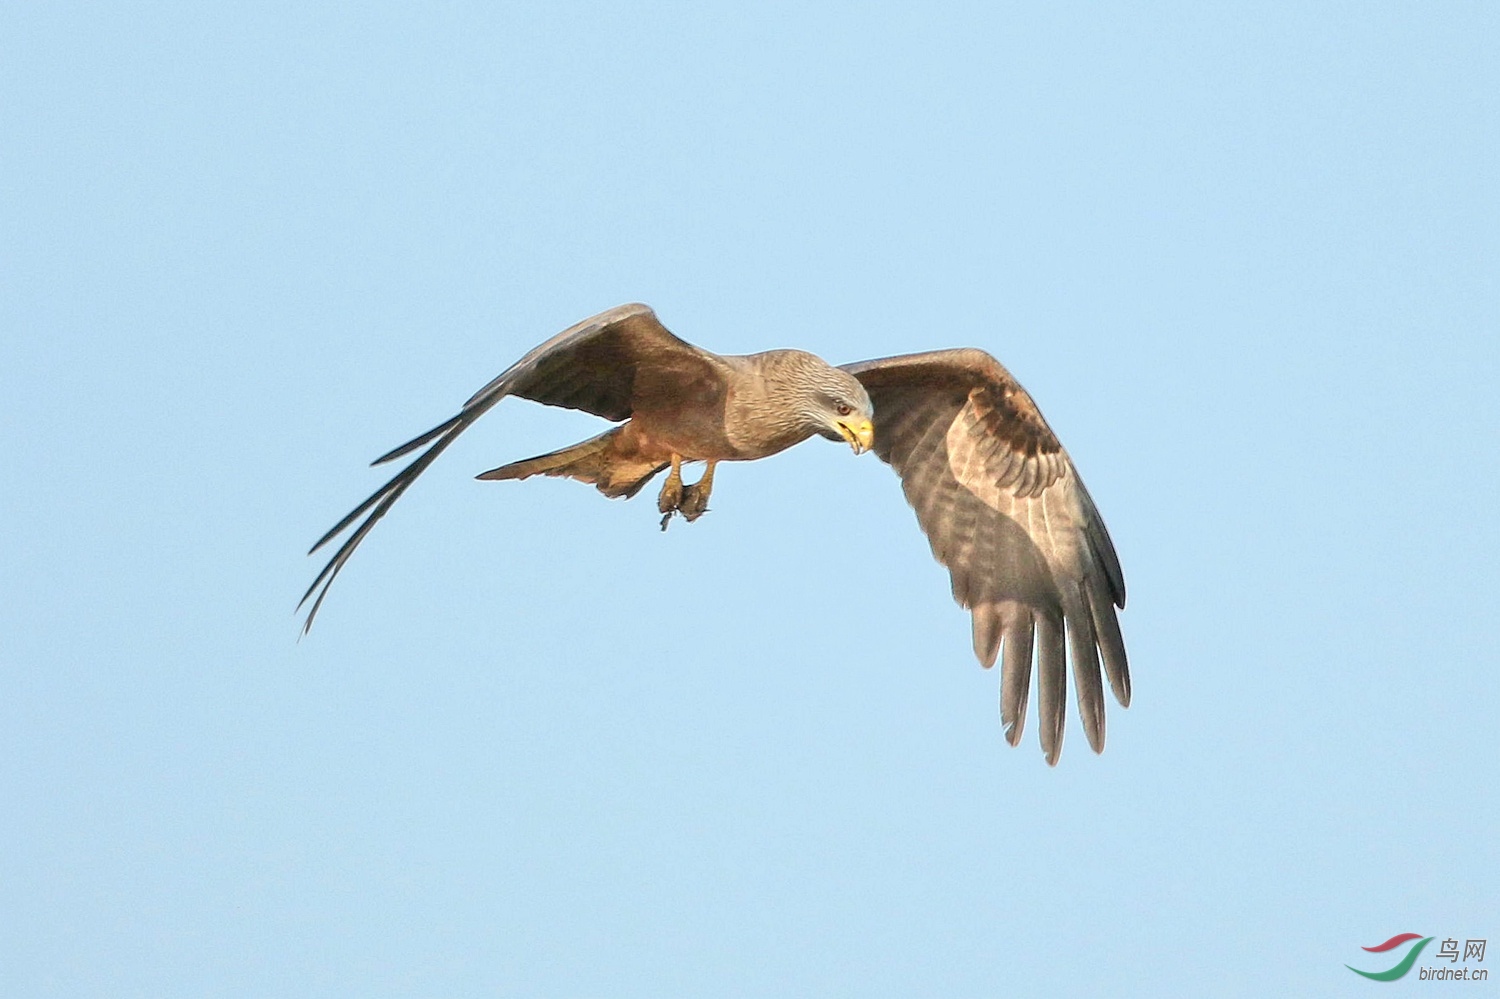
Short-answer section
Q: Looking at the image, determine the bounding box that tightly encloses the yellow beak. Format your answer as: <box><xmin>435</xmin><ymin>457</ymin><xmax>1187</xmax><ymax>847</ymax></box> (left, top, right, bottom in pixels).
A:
<box><xmin>836</xmin><ymin>418</ymin><xmax>875</xmax><ymax>455</ymax></box>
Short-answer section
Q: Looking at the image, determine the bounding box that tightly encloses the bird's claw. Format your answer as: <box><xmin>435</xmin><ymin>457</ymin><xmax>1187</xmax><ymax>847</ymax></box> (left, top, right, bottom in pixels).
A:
<box><xmin>656</xmin><ymin>456</ymin><xmax>710</xmax><ymax>530</ymax></box>
<box><xmin>680</xmin><ymin>482</ymin><xmax>710</xmax><ymax>522</ymax></box>
<box><xmin>657</xmin><ymin>482</ymin><xmax>683</xmax><ymax>515</ymax></box>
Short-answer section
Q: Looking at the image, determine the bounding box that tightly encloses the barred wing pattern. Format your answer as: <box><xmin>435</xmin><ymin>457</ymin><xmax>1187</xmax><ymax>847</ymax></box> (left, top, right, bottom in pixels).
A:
<box><xmin>842</xmin><ymin>350</ymin><xmax>1128</xmax><ymax>764</ymax></box>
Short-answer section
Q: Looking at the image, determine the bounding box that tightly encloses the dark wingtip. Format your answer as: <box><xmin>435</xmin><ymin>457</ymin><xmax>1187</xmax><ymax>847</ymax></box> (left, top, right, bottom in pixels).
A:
<box><xmin>300</xmin><ymin>411</ymin><xmax>477</xmax><ymax>635</ymax></box>
<box><xmin>371</xmin><ymin>415</ymin><xmax>461</xmax><ymax>466</ymax></box>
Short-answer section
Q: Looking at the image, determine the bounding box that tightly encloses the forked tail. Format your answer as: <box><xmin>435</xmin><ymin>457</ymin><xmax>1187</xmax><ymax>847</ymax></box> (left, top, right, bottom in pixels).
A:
<box><xmin>476</xmin><ymin>428</ymin><xmax>666</xmax><ymax>499</ymax></box>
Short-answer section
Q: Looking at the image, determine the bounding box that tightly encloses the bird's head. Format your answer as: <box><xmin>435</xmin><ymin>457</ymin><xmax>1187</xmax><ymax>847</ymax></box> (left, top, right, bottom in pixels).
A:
<box><xmin>752</xmin><ymin>349</ymin><xmax>875</xmax><ymax>454</ymax></box>
<box><xmin>795</xmin><ymin>357</ymin><xmax>875</xmax><ymax>454</ymax></box>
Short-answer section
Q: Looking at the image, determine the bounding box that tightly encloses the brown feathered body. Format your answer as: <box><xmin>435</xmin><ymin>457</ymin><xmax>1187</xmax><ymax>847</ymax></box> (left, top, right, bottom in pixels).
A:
<box><xmin>481</xmin><ymin>346</ymin><xmax>856</xmax><ymax>498</ymax></box>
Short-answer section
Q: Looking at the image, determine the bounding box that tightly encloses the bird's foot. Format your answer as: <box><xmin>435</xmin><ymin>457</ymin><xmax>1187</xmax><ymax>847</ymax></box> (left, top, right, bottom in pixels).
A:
<box><xmin>657</xmin><ymin>454</ymin><xmax>684</xmax><ymax>528</ymax></box>
<box><xmin>679</xmin><ymin>481</ymin><xmax>711</xmax><ymax>522</ymax></box>
<box><xmin>657</xmin><ymin>457</ymin><xmax>714</xmax><ymax>530</ymax></box>
<box><xmin>680</xmin><ymin>461</ymin><xmax>715</xmax><ymax>523</ymax></box>
<box><xmin>657</xmin><ymin>477</ymin><xmax>683</xmax><ymax>514</ymax></box>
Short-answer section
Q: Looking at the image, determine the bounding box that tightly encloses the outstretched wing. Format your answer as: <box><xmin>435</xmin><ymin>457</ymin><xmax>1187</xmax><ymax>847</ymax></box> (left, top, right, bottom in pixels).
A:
<box><xmin>841</xmin><ymin>349</ymin><xmax>1128</xmax><ymax>764</ymax></box>
<box><xmin>300</xmin><ymin>303</ymin><xmax>727</xmax><ymax>632</ymax></box>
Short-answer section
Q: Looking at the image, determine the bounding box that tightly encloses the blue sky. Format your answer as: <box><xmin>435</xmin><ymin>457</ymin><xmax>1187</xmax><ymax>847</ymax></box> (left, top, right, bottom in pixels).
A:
<box><xmin>3</xmin><ymin>3</ymin><xmax>1496</xmax><ymax>995</ymax></box>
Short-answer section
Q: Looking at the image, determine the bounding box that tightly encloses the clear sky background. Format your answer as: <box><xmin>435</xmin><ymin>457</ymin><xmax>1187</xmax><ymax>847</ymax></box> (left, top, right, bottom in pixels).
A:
<box><xmin>3</xmin><ymin>3</ymin><xmax>1496</xmax><ymax>996</ymax></box>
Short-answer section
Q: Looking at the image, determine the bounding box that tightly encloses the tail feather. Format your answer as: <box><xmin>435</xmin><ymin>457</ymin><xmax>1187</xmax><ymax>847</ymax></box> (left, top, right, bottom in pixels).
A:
<box><xmin>476</xmin><ymin>429</ymin><xmax>666</xmax><ymax>499</ymax></box>
<box><xmin>477</xmin><ymin>430</ymin><xmax>615</xmax><ymax>482</ymax></box>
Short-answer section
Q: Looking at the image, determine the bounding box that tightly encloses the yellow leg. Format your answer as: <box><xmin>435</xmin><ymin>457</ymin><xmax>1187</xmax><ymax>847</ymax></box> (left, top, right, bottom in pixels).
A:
<box><xmin>658</xmin><ymin>453</ymin><xmax>684</xmax><ymax>530</ymax></box>
<box><xmin>657</xmin><ymin>454</ymin><xmax>684</xmax><ymax>514</ymax></box>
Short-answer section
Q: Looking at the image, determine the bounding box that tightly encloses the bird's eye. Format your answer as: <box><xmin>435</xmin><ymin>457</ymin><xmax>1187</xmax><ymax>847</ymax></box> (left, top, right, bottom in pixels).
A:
<box><xmin>835</xmin><ymin>402</ymin><xmax>853</xmax><ymax>416</ymax></box>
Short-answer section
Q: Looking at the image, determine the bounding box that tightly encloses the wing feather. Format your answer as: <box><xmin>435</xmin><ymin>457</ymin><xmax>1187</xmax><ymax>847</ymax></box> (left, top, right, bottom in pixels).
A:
<box><xmin>1065</xmin><ymin>579</ymin><xmax>1106</xmax><ymax>754</ymax></box>
<box><xmin>998</xmin><ymin>607</ymin><xmax>1035</xmax><ymax>747</ymax></box>
<box><xmin>842</xmin><ymin>349</ymin><xmax>1128</xmax><ymax>763</ymax></box>
<box><xmin>300</xmin><ymin>304</ymin><xmax>728</xmax><ymax>632</ymax></box>
<box><xmin>1036</xmin><ymin>610</ymin><xmax>1068</xmax><ymax>765</ymax></box>
<box><xmin>1086</xmin><ymin>572</ymin><xmax>1131</xmax><ymax>707</ymax></box>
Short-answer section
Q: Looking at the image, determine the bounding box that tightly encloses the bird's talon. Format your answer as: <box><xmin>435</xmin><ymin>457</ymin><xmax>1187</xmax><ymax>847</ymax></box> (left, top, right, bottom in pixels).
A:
<box><xmin>677</xmin><ymin>462</ymin><xmax>715</xmax><ymax>523</ymax></box>
<box><xmin>657</xmin><ymin>454</ymin><xmax>685</xmax><ymax>515</ymax></box>
<box><xmin>680</xmin><ymin>485</ymin><xmax>710</xmax><ymax>522</ymax></box>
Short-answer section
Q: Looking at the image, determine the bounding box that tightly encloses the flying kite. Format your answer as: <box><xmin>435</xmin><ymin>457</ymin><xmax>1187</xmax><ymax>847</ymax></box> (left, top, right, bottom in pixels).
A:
<box><xmin>302</xmin><ymin>304</ymin><xmax>1129</xmax><ymax>763</ymax></box>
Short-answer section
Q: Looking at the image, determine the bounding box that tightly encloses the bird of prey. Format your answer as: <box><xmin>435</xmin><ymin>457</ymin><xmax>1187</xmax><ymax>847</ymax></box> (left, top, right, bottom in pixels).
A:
<box><xmin>302</xmin><ymin>303</ymin><xmax>1128</xmax><ymax>763</ymax></box>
